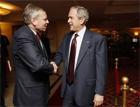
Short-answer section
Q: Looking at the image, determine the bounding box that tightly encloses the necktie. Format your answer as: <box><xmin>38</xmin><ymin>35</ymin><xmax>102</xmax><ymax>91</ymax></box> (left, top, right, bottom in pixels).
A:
<box><xmin>36</xmin><ymin>33</ymin><xmax>41</xmax><ymax>42</ymax></box>
<box><xmin>36</xmin><ymin>33</ymin><xmax>43</xmax><ymax>48</ymax></box>
<box><xmin>67</xmin><ymin>34</ymin><xmax>78</xmax><ymax>84</ymax></box>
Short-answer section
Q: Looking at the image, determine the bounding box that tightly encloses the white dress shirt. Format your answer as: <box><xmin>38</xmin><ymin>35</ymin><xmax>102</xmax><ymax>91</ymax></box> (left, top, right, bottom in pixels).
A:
<box><xmin>68</xmin><ymin>26</ymin><xmax>86</xmax><ymax>71</ymax></box>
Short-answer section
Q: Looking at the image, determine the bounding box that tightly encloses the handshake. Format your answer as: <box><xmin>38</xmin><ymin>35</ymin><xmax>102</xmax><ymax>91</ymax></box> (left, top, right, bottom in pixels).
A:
<box><xmin>50</xmin><ymin>61</ymin><xmax>58</xmax><ymax>74</ymax></box>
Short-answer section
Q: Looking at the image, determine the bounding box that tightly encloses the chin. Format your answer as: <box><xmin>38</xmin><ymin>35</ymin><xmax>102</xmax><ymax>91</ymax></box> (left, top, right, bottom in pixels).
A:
<box><xmin>42</xmin><ymin>29</ymin><xmax>46</xmax><ymax>31</ymax></box>
<box><xmin>70</xmin><ymin>28</ymin><xmax>74</xmax><ymax>31</ymax></box>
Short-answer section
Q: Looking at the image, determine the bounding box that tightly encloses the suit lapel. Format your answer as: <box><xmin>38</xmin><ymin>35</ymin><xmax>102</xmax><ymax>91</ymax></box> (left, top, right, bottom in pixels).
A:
<box><xmin>24</xmin><ymin>25</ymin><xmax>47</xmax><ymax>58</ymax></box>
<box><xmin>76</xmin><ymin>29</ymin><xmax>92</xmax><ymax>69</ymax></box>
<box><xmin>24</xmin><ymin>25</ymin><xmax>43</xmax><ymax>51</ymax></box>
<box><xmin>25</xmin><ymin>25</ymin><xmax>46</xmax><ymax>57</ymax></box>
<box><xmin>36</xmin><ymin>37</ymin><xmax>48</xmax><ymax>57</ymax></box>
<box><xmin>65</xmin><ymin>33</ymin><xmax>74</xmax><ymax>71</ymax></box>
<box><xmin>41</xmin><ymin>41</ymin><xmax>48</xmax><ymax>57</ymax></box>
<box><xmin>34</xmin><ymin>35</ymin><xmax>43</xmax><ymax>52</ymax></box>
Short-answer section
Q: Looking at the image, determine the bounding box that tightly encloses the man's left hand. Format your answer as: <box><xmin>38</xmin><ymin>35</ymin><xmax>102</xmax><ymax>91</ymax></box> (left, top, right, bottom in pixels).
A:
<box><xmin>93</xmin><ymin>94</ymin><xmax>104</xmax><ymax>107</ymax></box>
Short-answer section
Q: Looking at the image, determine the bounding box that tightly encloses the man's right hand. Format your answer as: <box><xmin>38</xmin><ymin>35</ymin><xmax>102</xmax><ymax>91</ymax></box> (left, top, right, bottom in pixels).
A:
<box><xmin>51</xmin><ymin>61</ymin><xmax>58</xmax><ymax>74</ymax></box>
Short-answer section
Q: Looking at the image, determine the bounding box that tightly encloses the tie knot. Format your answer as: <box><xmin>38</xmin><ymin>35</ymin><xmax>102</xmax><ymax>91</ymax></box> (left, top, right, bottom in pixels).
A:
<box><xmin>36</xmin><ymin>32</ymin><xmax>40</xmax><ymax>36</ymax></box>
<box><xmin>75</xmin><ymin>34</ymin><xmax>78</xmax><ymax>38</ymax></box>
<box><xmin>36</xmin><ymin>33</ymin><xmax>41</xmax><ymax>42</ymax></box>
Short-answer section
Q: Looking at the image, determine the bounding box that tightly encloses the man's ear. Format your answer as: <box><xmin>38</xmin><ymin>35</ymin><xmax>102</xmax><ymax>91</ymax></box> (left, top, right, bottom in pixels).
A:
<box><xmin>80</xmin><ymin>17</ymin><xmax>85</xmax><ymax>25</ymax></box>
<box><xmin>31</xmin><ymin>18</ymin><xmax>37</xmax><ymax>26</ymax></box>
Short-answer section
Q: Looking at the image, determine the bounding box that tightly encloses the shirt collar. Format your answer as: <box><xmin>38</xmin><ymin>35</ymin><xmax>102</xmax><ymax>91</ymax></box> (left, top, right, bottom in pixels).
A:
<box><xmin>76</xmin><ymin>26</ymin><xmax>86</xmax><ymax>38</ymax></box>
<box><xmin>29</xmin><ymin>27</ymin><xmax>37</xmax><ymax>35</ymax></box>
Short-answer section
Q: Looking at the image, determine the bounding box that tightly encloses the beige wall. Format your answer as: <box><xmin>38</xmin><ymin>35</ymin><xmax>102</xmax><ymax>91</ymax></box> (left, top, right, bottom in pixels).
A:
<box><xmin>56</xmin><ymin>20</ymin><xmax>70</xmax><ymax>49</ymax></box>
<box><xmin>47</xmin><ymin>23</ymin><xmax>57</xmax><ymax>53</ymax></box>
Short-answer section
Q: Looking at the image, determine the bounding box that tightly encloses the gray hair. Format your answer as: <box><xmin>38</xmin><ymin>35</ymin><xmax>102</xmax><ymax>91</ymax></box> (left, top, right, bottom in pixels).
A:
<box><xmin>70</xmin><ymin>5</ymin><xmax>89</xmax><ymax>24</ymax></box>
<box><xmin>23</xmin><ymin>3</ymin><xmax>44</xmax><ymax>25</ymax></box>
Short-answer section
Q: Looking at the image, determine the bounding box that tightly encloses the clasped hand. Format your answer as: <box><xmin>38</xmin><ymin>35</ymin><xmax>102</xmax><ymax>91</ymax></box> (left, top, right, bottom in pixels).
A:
<box><xmin>50</xmin><ymin>61</ymin><xmax>58</xmax><ymax>74</ymax></box>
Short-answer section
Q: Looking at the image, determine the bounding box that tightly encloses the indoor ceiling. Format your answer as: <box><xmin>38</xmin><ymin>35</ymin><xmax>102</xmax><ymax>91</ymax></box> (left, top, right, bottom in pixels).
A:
<box><xmin>1</xmin><ymin>0</ymin><xmax>140</xmax><ymax>29</ymax></box>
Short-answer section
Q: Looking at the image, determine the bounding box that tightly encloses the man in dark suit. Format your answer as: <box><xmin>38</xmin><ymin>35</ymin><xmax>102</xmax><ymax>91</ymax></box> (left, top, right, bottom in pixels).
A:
<box><xmin>12</xmin><ymin>4</ymin><xmax>57</xmax><ymax>106</ymax></box>
<box><xmin>52</xmin><ymin>6</ymin><xmax>108</xmax><ymax>106</ymax></box>
<box><xmin>0</xmin><ymin>27</ymin><xmax>10</xmax><ymax>107</ymax></box>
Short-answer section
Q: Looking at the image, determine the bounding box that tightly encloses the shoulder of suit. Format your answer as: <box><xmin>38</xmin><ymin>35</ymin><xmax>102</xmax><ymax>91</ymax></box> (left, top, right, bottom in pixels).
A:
<box><xmin>89</xmin><ymin>30</ymin><xmax>106</xmax><ymax>43</ymax></box>
<box><xmin>90</xmin><ymin>30</ymin><xmax>104</xmax><ymax>38</ymax></box>
<box><xmin>13</xmin><ymin>25</ymin><xmax>34</xmax><ymax>39</ymax></box>
<box><xmin>65</xmin><ymin>32</ymin><xmax>74</xmax><ymax>36</ymax></box>
<box><xmin>63</xmin><ymin>32</ymin><xmax>74</xmax><ymax>39</ymax></box>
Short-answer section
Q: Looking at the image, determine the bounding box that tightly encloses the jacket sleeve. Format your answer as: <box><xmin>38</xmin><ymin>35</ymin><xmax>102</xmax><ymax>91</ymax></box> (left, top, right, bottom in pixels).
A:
<box><xmin>95</xmin><ymin>35</ymin><xmax>108</xmax><ymax>95</ymax></box>
<box><xmin>53</xmin><ymin>35</ymin><xmax>66</xmax><ymax>66</ymax></box>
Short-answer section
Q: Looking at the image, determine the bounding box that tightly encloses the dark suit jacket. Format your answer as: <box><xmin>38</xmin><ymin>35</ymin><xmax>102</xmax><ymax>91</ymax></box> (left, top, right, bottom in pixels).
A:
<box><xmin>0</xmin><ymin>35</ymin><xmax>10</xmax><ymax>106</ymax></box>
<box><xmin>54</xmin><ymin>28</ymin><xmax>108</xmax><ymax>106</ymax></box>
<box><xmin>1</xmin><ymin>35</ymin><xmax>10</xmax><ymax>58</ymax></box>
<box><xmin>12</xmin><ymin>25</ymin><xmax>54</xmax><ymax>106</ymax></box>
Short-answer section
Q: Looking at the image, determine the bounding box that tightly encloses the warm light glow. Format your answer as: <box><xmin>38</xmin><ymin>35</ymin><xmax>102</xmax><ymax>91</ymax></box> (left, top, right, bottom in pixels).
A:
<box><xmin>0</xmin><ymin>1</ymin><xmax>23</xmax><ymax>11</ymax></box>
<box><xmin>104</xmin><ymin>30</ymin><xmax>110</xmax><ymax>34</ymax></box>
<box><xmin>0</xmin><ymin>7</ymin><xmax>11</xmax><ymax>15</ymax></box>
<box><xmin>134</xmin><ymin>32</ymin><xmax>139</xmax><ymax>36</ymax></box>
<box><xmin>90</xmin><ymin>28</ymin><xmax>99</xmax><ymax>31</ymax></box>
<box><xmin>112</xmin><ymin>30</ymin><xmax>118</xmax><ymax>35</ymax></box>
<box><xmin>0</xmin><ymin>1</ymin><xmax>15</xmax><ymax>10</ymax></box>
<box><xmin>0</xmin><ymin>3</ymin><xmax>12</xmax><ymax>10</ymax></box>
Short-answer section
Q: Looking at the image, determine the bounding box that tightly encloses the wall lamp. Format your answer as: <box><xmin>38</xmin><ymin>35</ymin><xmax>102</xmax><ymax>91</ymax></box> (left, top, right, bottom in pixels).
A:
<box><xmin>0</xmin><ymin>7</ymin><xmax>11</xmax><ymax>16</ymax></box>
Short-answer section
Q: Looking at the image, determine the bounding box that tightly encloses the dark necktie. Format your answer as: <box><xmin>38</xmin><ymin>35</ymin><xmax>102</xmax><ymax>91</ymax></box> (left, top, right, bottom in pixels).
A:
<box><xmin>67</xmin><ymin>34</ymin><xmax>78</xmax><ymax>84</ymax></box>
<box><xmin>36</xmin><ymin>33</ymin><xmax>43</xmax><ymax>48</ymax></box>
<box><xmin>36</xmin><ymin>33</ymin><xmax>41</xmax><ymax>42</ymax></box>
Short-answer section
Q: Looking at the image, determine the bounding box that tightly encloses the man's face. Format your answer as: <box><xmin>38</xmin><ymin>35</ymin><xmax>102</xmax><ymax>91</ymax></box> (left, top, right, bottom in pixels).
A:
<box><xmin>67</xmin><ymin>8</ymin><xmax>82</xmax><ymax>32</ymax></box>
<box><xmin>34</xmin><ymin>10</ymin><xmax>49</xmax><ymax>32</ymax></box>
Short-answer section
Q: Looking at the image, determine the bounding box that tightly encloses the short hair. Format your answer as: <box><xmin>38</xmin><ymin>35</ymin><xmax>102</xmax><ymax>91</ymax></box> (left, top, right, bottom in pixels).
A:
<box><xmin>23</xmin><ymin>3</ymin><xmax>44</xmax><ymax>25</ymax></box>
<box><xmin>70</xmin><ymin>5</ymin><xmax>89</xmax><ymax>24</ymax></box>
